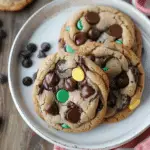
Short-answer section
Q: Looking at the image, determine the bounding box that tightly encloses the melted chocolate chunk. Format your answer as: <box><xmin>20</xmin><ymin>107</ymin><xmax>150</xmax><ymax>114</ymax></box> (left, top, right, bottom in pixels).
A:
<box><xmin>131</xmin><ymin>66</ymin><xmax>139</xmax><ymax>82</ymax></box>
<box><xmin>85</xmin><ymin>12</ymin><xmax>100</xmax><ymax>25</ymax></box>
<box><xmin>66</xmin><ymin>102</ymin><xmax>82</xmax><ymax>123</ymax></box>
<box><xmin>87</xmin><ymin>55</ymin><xmax>95</xmax><ymax>61</ymax></box>
<box><xmin>88</xmin><ymin>27</ymin><xmax>101</xmax><ymax>41</ymax></box>
<box><xmin>38</xmin><ymin>85</ymin><xmax>44</xmax><ymax>95</ymax></box>
<box><xmin>45</xmin><ymin>101</ymin><xmax>59</xmax><ymax>116</ymax></box>
<box><xmin>110</xmin><ymin>79</ymin><xmax>117</xmax><ymax>90</ymax></box>
<box><xmin>64</xmin><ymin>78</ymin><xmax>77</xmax><ymax>91</ymax></box>
<box><xmin>43</xmin><ymin>72</ymin><xmax>60</xmax><ymax>90</ymax></box>
<box><xmin>56</xmin><ymin>60</ymin><xmax>66</xmax><ymax>73</ymax></box>
<box><xmin>107</xmin><ymin>92</ymin><xmax>117</xmax><ymax>108</ymax></box>
<box><xmin>117</xmin><ymin>95</ymin><xmax>130</xmax><ymax>111</ymax></box>
<box><xmin>78</xmin><ymin>57</ymin><xmax>89</xmax><ymax>71</ymax></box>
<box><xmin>116</xmin><ymin>71</ymin><xmax>129</xmax><ymax>89</ymax></box>
<box><xmin>74</xmin><ymin>32</ymin><xmax>87</xmax><ymax>45</ymax></box>
<box><xmin>108</xmin><ymin>24</ymin><xmax>122</xmax><ymax>39</ymax></box>
<box><xmin>97</xmin><ymin>99</ymin><xmax>103</xmax><ymax>112</ymax></box>
<box><xmin>81</xmin><ymin>85</ymin><xmax>95</xmax><ymax>98</ymax></box>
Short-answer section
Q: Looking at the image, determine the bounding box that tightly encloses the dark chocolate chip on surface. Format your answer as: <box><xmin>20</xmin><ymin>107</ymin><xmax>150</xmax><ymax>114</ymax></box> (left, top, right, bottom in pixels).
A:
<box><xmin>20</xmin><ymin>50</ymin><xmax>32</xmax><ymax>58</ymax></box>
<box><xmin>107</xmin><ymin>92</ymin><xmax>117</xmax><ymax>108</ymax></box>
<box><xmin>43</xmin><ymin>72</ymin><xmax>60</xmax><ymax>89</ymax></box>
<box><xmin>64</xmin><ymin>78</ymin><xmax>77</xmax><ymax>91</ymax></box>
<box><xmin>85</xmin><ymin>12</ymin><xmax>100</xmax><ymax>25</ymax></box>
<box><xmin>26</xmin><ymin>43</ymin><xmax>37</xmax><ymax>53</ymax></box>
<box><xmin>45</xmin><ymin>101</ymin><xmax>59</xmax><ymax>116</ymax></box>
<box><xmin>66</xmin><ymin>102</ymin><xmax>82</xmax><ymax>123</ymax></box>
<box><xmin>41</xmin><ymin>42</ymin><xmax>51</xmax><ymax>52</ymax></box>
<box><xmin>81</xmin><ymin>85</ymin><xmax>95</xmax><ymax>98</ymax></box>
<box><xmin>22</xmin><ymin>77</ymin><xmax>33</xmax><ymax>86</ymax></box>
<box><xmin>37</xmin><ymin>51</ymin><xmax>47</xmax><ymax>58</ymax></box>
<box><xmin>108</xmin><ymin>24</ymin><xmax>122</xmax><ymax>39</ymax></box>
<box><xmin>88</xmin><ymin>27</ymin><xmax>101</xmax><ymax>41</ymax></box>
<box><xmin>0</xmin><ymin>74</ymin><xmax>7</xmax><ymax>84</ymax></box>
<box><xmin>22</xmin><ymin>58</ymin><xmax>33</xmax><ymax>68</ymax></box>
<box><xmin>0</xmin><ymin>29</ymin><xmax>7</xmax><ymax>39</ymax></box>
<box><xmin>116</xmin><ymin>71</ymin><xmax>129</xmax><ymax>89</ymax></box>
<box><xmin>74</xmin><ymin>32</ymin><xmax>87</xmax><ymax>46</ymax></box>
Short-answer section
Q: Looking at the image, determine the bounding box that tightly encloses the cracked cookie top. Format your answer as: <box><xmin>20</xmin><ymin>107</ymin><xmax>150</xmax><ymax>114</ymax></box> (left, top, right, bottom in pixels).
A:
<box><xmin>79</xmin><ymin>42</ymin><xmax>145</xmax><ymax>122</ymax></box>
<box><xmin>33</xmin><ymin>53</ymin><xmax>109</xmax><ymax>132</ymax></box>
<box><xmin>59</xmin><ymin>6</ymin><xmax>136</xmax><ymax>55</ymax></box>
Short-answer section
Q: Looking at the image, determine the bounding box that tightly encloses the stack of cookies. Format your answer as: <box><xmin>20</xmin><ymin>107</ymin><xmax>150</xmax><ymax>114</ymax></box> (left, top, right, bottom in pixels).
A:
<box><xmin>33</xmin><ymin>6</ymin><xmax>145</xmax><ymax>133</ymax></box>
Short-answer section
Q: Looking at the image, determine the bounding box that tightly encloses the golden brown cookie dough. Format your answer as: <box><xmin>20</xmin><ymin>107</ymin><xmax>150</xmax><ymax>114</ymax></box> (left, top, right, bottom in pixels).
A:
<box><xmin>33</xmin><ymin>53</ymin><xmax>109</xmax><ymax>132</ymax></box>
<box><xmin>58</xmin><ymin>6</ymin><xmax>142</xmax><ymax>58</ymax></box>
<box><xmin>0</xmin><ymin>0</ymin><xmax>33</xmax><ymax>11</ymax></box>
<box><xmin>76</xmin><ymin>42</ymin><xmax>145</xmax><ymax>123</ymax></box>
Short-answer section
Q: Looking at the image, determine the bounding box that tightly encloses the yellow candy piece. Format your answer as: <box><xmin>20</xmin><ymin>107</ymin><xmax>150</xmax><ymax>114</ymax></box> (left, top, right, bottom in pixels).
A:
<box><xmin>72</xmin><ymin>67</ymin><xmax>85</xmax><ymax>82</ymax></box>
<box><xmin>129</xmin><ymin>99</ymin><xmax>140</xmax><ymax>110</ymax></box>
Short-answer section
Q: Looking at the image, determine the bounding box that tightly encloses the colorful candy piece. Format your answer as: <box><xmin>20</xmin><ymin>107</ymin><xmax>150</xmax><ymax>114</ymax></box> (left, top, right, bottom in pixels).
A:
<box><xmin>65</xmin><ymin>45</ymin><xmax>75</xmax><ymax>53</ymax></box>
<box><xmin>61</xmin><ymin>124</ymin><xmax>70</xmax><ymax>129</ymax></box>
<box><xmin>56</xmin><ymin>89</ymin><xmax>69</xmax><ymax>103</ymax></box>
<box><xmin>129</xmin><ymin>99</ymin><xmax>140</xmax><ymax>110</ymax></box>
<box><xmin>77</xmin><ymin>20</ymin><xmax>83</xmax><ymax>30</ymax></box>
<box><xmin>116</xmin><ymin>39</ymin><xmax>123</xmax><ymax>44</ymax></box>
<box><xmin>65</xmin><ymin>26</ymin><xmax>70</xmax><ymax>32</ymax></box>
<box><xmin>102</xmin><ymin>67</ymin><xmax>109</xmax><ymax>71</ymax></box>
<box><xmin>72</xmin><ymin>67</ymin><xmax>85</xmax><ymax>82</ymax></box>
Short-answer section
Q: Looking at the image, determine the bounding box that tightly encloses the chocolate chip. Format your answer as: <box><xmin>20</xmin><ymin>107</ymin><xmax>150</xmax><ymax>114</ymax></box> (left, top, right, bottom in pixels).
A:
<box><xmin>20</xmin><ymin>50</ymin><xmax>32</xmax><ymax>58</ymax></box>
<box><xmin>26</xmin><ymin>43</ymin><xmax>37</xmax><ymax>53</ymax></box>
<box><xmin>107</xmin><ymin>92</ymin><xmax>117</xmax><ymax>108</ymax></box>
<box><xmin>64</xmin><ymin>78</ymin><xmax>77</xmax><ymax>91</ymax></box>
<box><xmin>110</xmin><ymin>79</ymin><xmax>117</xmax><ymax>90</ymax></box>
<box><xmin>45</xmin><ymin>101</ymin><xmax>59</xmax><ymax>116</ymax></box>
<box><xmin>0</xmin><ymin>29</ymin><xmax>6</xmax><ymax>39</ymax></box>
<box><xmin>88</xmin><ymin>27</ymin><xmax>101</xmax><ymax>41</ymax></box>
<box><xmin>37</xmin><ymin>51</ymin><xmax>47</xmax><ymax>58</ymax></box>
<box><xmin>116</xmin><ymin>71</ymin><xmax>129</xmax><ymax>89</ymax></box>
<box><xmin>85</xmin><ymin>12</ymin><xmax>100</xmax><ymax>25</ymax></box>
<box><xmin>74</xmin><ymin>32</ymin><xmax>87</xmax><ymax>46</ymax></box>
<box><xmin>33</xmin><ymin>71</ymin><xmax>37</xmax><ymax>81</ymax></box>
<box><xmin>87</xmin><ymin>55</ymin><xmax>95</xmax><ymax>61</ymax></box>
<box><xmin>22</xmin><ymin>77</ymin><xmax>33</xmax><ymax>86</ymax></box>
<box><xmin>56</xmin><ymin>60</ymin><xmax>66</xmax><ymax>73</ymax></box>
<box><xmin>43</xmin><ymin>72</ymin><xmax>60</xmax><ymax>89</ymax></box>
<box><xmin>108</xmin><ymin>24</ymin><xmax>122</xmax><ymax>39</ymax></box>
<box><xmin>80</xmin><ymin>79</ymin><xmax>87</xmax><ymax>87</ymax></box>
<box><xmin>117</xmin><ymin>95</ymin><xmax>130</xmax><ymax>111</ymax></box>
<box><xmin>0</xmin><ymin>74</ymin><xmax>7</xmax><ymax>84</ymax></box>
<box><xmin>81</xmin><ymin>85</ymin><xmax>95</xmax><ymax>98</ymax></box>
<box><xmin>22</xmin><ymin>58</ymin><xmax>33</xmax><ymax>68</ymax></box>
<box><xmin>41</xmin><ymin>42</ymin><xmax>51</xmax><ymax>52</ymax></box>
<box><xmin>66</xmin><ymin>102</ymin><xmax>82</xmax><ymax>123</ymax></box>
<box><xmin>97</xmin><ymin>99</ymin><xmax>103</xmax><ymax>112</ymax></box>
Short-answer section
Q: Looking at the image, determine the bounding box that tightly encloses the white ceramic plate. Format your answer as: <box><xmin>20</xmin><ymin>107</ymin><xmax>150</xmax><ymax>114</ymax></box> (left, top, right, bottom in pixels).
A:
<box><xmin>8</xmin><ymin>0</ymin><xmax>150</xmax><ymax>149</ymax></box>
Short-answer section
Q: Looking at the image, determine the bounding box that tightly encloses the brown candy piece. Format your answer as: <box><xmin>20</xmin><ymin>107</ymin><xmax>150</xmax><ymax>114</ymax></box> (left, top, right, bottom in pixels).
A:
<box><xmin>81</xmin><ymin>84</ymin><xmax>95</xmax><ymax>98</ymax></box>
<box><xmin>43</xmin><ymin>72</ymin><xmax>60</xmax><ymax>89</ymax></box>
<box><xmin>108</xmin><ymin>24</ymin><xmax>122</xmax><ymax>39</ymax></box>
<box><xmin>107</xmin><ymin>92</ymin><xmax>117</xmax><ymax>108</ymax></box>
<box><xmin>88</xmin><ymin>27</ymin><xmax>101</xmax><ymax>41</ymax></box>
<box><xmin>116</xmin><ymin>71</ymin><xmax>129</xmax><ymax>89</ymax></box>
<box><xmin>66</xmin><ymin>102</ymin><xmax>82</xmax><ymax>123</ymax></box>
<box><xmin>64</xmin><ymin>78</ymin><xmax>77</xmax><ymax>91</ymax></box>
<box><xmin>74</xmin><ymin>32</ymin><xmax>87</xmax><ymax>46</ymax></box>
<box><xmin>45</xmin><ymin>101</ymin><xmax>59</xmax><ymax>116</ymax></box>
<box><xmin>85</xmin><ymin>12</ymin><xmax>100</xmax><ymax>25</ymax></box>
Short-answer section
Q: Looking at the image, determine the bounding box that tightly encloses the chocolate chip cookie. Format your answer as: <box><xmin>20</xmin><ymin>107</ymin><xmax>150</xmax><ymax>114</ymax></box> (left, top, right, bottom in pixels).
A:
<box><xmin>78</xmin><ymin>42</ymin><xmax>145</xmax><ymax>123</ymax></box>
<box><xmin>59</xmin><ymin>6</ymin><xmax>142</xmax><ymax>57</ymax></box>
<box><xmin>0</xmin><ymin>0</ymin><xmax>33</xmax><ymax>11</ymax></box>
<box><xmin>33</xmin><ymin>53</ymin><xmax>109</xmax><ymax>132</ymax></box>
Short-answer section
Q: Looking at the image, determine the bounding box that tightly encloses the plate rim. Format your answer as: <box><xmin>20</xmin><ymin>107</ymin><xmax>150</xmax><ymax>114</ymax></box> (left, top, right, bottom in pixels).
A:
<box><xmin>8</xmin><ymin>0</ymin><xmax>150</xmax><ymax>149</ymax></box>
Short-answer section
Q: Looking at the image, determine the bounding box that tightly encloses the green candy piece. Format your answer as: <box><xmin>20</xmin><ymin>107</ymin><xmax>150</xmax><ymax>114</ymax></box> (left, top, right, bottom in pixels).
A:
<box><xmin>116</xmin><ymin>39</ymin><xmax>123</xmax><ymax>44</ymax></box>
<box><xmin>61</xmin><ymin>124</ymin><xmax>70</xmax><ymax>129</ymax></box>
<box><xmin>102</xmin><ymin>67</ymin><xmax>109</xmax><ymax>72</ymax></box>
<box><xmin>65</xmin><ymin>26</ymin><xmax>70</xmax><ymax>31</ymax></box>
<box><xmin>56</xmin><ymin>89</ymin><xmax>69</xmax><ymax>103</ymax></box>
<box><xmin>65</xmin><ymin>45</ymin><xmax>75</xmax><ymax>53</ymax></box>
<box><xmin>77</xmin><ymin>20</ymin><xmax>83</xmax><ymax>30</ymax></box>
